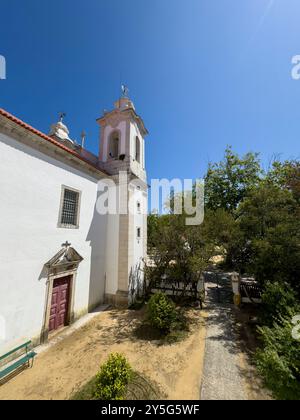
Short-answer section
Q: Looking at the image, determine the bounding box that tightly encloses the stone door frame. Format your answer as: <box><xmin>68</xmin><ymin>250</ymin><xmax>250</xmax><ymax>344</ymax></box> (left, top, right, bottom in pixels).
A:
<box><xmin>41</xmin><ymin>268</ymin><xmax>77</xmax><ymax>343</ymax></box>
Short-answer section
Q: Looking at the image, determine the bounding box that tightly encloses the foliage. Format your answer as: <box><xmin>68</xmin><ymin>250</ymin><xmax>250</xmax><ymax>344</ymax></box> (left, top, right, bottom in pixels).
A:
<box><xmin>256</xmin><ymin>314</ymin><xmax>300</xmax><ymax>400</ymax></box>
<box><xmin>147</xmin><ymin>292</ymin><xmax>177</xmax><ymax>332</ymax></box>
<box><xmin>148</xmin><ymin>149</ymin><xmax>300</xmax><ymax>400</ymax></box>
<box><xmin>71</xmin><ymin>371</ymin><xmax>161</xmax><ymax>401</ymax></box>
<box><xmin>147</xmin><ymin>212</ymin><xmax>214</xmax><ymax>296</ymax></box>
<box><xmin>255</xmin><ymin>281</ymin><xmax>300</xmax><ymax>400</ymax></box>
<box><xmin>147</xmin><ymin>148</ymin><xmax>300</xmax><ymax>399</ymax></box>
<box><xmin>148</xmin><ymin>151</ymin><xmax>300</xmax><ymax>295</ymax></box>
<box><xmin>260</xmin><ymin>282</ymin><xmax>300</xmax><ymax>327</ymax></box>
<box><xmin>267</xmin><ymin>160</ymin><xmax>300</xmax><ymax>203</ymax></box>
<box><xmin>147</xmin><ymin>213</ymin><xmax>160</xmax><ymax>251</ymax></box>
<box><xmin>236</xmin><ymin>183</ymin><xmax>300</xmax><ymax>293</ymax></box>
<box><xmin>204</xmin><ymin>146</ymin><xmax>261</xmax><ymax>213</ymax></box>
<box><xmin>94</xmin><ymin>353</ymin><xmax>133</xmax><ymax>400</ymax></box>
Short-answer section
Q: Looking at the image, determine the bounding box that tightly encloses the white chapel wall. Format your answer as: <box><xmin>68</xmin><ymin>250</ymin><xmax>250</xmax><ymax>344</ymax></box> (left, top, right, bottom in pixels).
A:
<box><xmin>0</xmin><ymin>132</ymin><xmax>107</xmax><ymax>353</ymax></box>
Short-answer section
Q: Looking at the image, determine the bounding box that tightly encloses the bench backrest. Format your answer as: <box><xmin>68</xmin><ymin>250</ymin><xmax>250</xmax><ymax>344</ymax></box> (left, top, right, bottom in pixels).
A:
<box><xmin>0</xmin><ymin>341</ymin><xmax>31</xmax><ymax>362</ymax></box>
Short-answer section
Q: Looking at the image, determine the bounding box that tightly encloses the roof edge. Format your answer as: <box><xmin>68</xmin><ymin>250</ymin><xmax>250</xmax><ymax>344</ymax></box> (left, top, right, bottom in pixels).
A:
<box><xmin>0</xmin><ymin>108</ymin><xmax>109</xmax><ymax>177</ymax></box>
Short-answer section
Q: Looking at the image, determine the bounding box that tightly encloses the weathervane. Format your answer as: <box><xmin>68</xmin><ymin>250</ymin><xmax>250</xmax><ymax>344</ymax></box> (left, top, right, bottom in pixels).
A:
<box><xmin>121</xmin><ymin>84</ymin><xmax>129</xmax><ymax>98</ymax></box>
<box><xmin>59</xmin><ymin>112</ymin><xmax>66</xmax><ymax>122</ymax></box>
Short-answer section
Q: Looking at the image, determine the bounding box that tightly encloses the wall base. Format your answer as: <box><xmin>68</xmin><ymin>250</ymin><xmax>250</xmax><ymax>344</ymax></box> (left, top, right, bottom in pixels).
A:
<box><xmin>104</xmin><ymin>291</ymin><xmax>129</xmax><ymax>308</ymax></box>
<box><xmin>115</xmin><ymin>290</ymin><xmax>129</xmax><ymax>308</ymax></box>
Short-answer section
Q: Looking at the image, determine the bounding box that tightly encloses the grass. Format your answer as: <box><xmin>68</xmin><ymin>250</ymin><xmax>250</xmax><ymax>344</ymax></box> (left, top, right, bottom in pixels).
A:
<box><xmin>70</xmin><ymin>371</ymin><xmax>161</xmax><ymax>400</ymax></box>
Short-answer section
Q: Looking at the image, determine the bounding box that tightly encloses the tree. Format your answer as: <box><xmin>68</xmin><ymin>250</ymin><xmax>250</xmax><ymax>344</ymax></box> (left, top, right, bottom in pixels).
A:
<box><xmin>267</xmin><ymin>160</ymin><xmax>300</xmax><ymax>203</ymax></box>
<box><xmin>147</xmin><ymin>212</ymin><xmax>214</xmax><ymax>296</ymax></box>
<box><xmin>204</xmin><ymin>146</ymin><xmax>261</xmax><ymax>213</ymax></box>
<box><xmin>147</xmin><ymin>212</ymin><xmax>160</xmax><ymax>250</ymax></box>
<box><xmin>236</xmin><ymin>183</ymin><xmax>300</xmax><ymax>294</ymax></box>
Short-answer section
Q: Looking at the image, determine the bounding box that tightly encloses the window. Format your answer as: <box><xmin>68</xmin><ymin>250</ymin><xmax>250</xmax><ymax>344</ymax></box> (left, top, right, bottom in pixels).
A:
<box><xmin>58</xmin><ymin>186</ymin><xmax>81</xmax><ymax>228</ymax></box>
<box><xmin>135</xmin><ymin>136</ymin><xmax>141</xmax><ymax>163</ymax></box>
<box><xmin>137</xmin><ymin>201</ymin><xmax>141</xmax><ymax>213</ymax></box>
<box><xmin>109</xmin><ymin>132</ymin><xmax>119</xmax><ymax>159</ymax></box>
<box><xmin>137</xmin><ymin>227</ymin><xmax>141</xmax><ymax>240</ymax></box>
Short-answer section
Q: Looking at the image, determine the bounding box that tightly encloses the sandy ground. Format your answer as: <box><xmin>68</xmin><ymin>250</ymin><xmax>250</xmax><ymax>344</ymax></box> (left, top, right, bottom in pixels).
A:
<box><xmin>0</xmin><ymin>308</ymin><xmax>206</xmax><ymax>400</ymax></box>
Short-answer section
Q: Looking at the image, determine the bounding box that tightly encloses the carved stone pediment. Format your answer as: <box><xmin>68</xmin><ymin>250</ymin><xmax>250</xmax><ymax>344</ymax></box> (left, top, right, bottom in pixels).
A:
<box><xmin>45</xmin><ymin>245</ymin><xmax>83</xmax><ymax>275</ymax></box>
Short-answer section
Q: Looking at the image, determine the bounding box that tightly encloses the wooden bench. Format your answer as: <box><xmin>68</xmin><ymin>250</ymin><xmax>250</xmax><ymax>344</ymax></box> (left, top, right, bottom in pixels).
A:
<box><xmin>0</xmin><ymin>341</ymin><xmax>37</xmax><ymax>381</ymax></box>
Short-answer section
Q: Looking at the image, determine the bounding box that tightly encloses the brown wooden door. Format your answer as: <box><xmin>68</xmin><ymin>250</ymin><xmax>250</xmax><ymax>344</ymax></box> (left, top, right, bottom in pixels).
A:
<box><xmin>49</xmin><ymin>276</ymin><xmax>71</xmax><ymax>333</ymax></box>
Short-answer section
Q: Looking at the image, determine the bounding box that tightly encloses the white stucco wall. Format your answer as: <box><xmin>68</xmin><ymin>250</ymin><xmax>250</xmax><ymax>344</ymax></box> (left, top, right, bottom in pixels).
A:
<box><xmin>132</xmin><ymin>189</ymin><xmax>146</xmax><ymax>264</ymax></box>
<box><xmin>128</xmin><ymin>187</ymin><xmax>147</xmax><ymax>302</ymax></box>
<box><xmin>0</xmin><ymin>132</ymin><xmax>107</xmax><ymax>353</ymax></box>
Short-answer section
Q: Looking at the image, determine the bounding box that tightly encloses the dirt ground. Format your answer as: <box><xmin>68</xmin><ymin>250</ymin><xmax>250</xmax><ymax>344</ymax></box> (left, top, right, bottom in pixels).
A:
<box><xmin>234</xmin><ymin>305</ymin><xmax>273</xmax><ymax>400</ymax></box>
<box><xmin>0</xmin><ymin>308</ymin><xmax>206</xmax><ymax>400</ymax></box>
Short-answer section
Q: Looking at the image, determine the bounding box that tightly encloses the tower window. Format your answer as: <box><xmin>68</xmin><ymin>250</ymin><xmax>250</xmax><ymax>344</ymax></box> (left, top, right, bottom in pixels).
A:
<box><xmin>137</xmin><ymin>227</ymin><xmax>141</xmax><ymax>239</ymax></box>
<box><xmin>58</xmin><ymin>186</ymin><xmax>81</xmax><ymax>228</ymax></box>
<box><xmin>137</xmin><ymin>201</ymin><xmax>141</xmax><ymax>213</ymax></box>
<box><xmin>109</xmin><ymin>132</ymin><xmax>119</xmax><ymax>159</ymax></box>
<box><xmin>135</xmin><ymin>136</ymin><xmax>141</xmax><ymax>163</ymax></box>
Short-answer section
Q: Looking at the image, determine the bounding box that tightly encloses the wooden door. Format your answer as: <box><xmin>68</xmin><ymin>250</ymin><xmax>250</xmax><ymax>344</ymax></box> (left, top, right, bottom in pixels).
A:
<box><xmin>49</xmin><ymin>276</ymin><xmax>71</xmax><ymax>332</ymax></box>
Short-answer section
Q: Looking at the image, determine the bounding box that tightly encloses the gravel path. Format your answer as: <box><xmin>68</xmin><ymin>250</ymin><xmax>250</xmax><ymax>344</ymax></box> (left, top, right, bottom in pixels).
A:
<box><xmin>200</xmin><ymin>278</ymin><xmax>247</xmax><ymax>400</ymax></box>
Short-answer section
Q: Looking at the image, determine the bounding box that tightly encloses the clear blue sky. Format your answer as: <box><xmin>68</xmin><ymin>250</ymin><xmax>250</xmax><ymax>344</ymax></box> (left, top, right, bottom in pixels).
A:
<box><xmin>1</xmin><ymin>0</ymin><xmax>300</xmax><ymax>182</ymax></box>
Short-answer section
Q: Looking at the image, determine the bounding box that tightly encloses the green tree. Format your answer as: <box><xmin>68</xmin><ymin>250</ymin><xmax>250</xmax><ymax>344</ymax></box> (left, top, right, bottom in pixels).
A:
<box><xmin>147</xmin><ymin>212</ymin><xmax>214</xmax><ymax>295</ymax></box>
<box><xmin>147</xmin><ymin>212</ymin><xmax>160</xmax><ymax>250</ymax></box>
<box><xmin>237</xmin><ymin>183</ymin><xmax>300</xmax><ymax>293</ymax></box>
<box><xmin>267</xmin><ymin>160</ymin><xmax>300</xmax><ymax>203</ymax></box>
<box><xmin>205</xmin><ymin>146</ymin><xmax>261</xmax><ymax>213</ymax></box>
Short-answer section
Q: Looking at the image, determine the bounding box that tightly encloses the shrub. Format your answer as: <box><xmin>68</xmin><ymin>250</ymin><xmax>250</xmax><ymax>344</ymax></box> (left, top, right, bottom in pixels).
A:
<box><xmin>94</xmin><ymin>353</ymin><xmax>133</xmax><ymax>400</ymax></box>
<box><xmin>147</xmin><ymin>292</ymin><xmax>177</xmax><ymax>332</ymax></box>
<box><xmin>260</xmin><ymin>281</ymin><xmax>299</xmax><ymax>326</ymax></box>
<box><xmin>256</xmin><ymin>314</ymin><xmax>300</xmax><ymax>400</ymax></box>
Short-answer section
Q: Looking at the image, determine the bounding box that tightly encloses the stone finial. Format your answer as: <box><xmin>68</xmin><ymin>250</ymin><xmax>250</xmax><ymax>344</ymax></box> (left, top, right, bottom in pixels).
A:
<box><xmin>49</xmin><ymin>113</ymin><xmax>74</xmax><ymax>143</ymax></box>
<box><xmin>121</xmin><ymin>84</ymin><xmax>129</xmax><ymax>98</ymax></box>
<box><xmin>81</xmin><ymin>130</ymin><xmax>86</xmax><ymax>149</ymax></box>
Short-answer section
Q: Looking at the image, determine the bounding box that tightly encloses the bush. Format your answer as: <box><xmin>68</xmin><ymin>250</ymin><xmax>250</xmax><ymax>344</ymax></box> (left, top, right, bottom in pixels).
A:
<box><xmin>147</xmin><ymin>293</ymin><xmax>177</xmax><ymax>333</ymax></box>
<box><xmin>94</xmin><ymin>353</ymin><xmax>133</xmax><ymax>400</ymax></box>
<box><xmin>256</xmin><ymin>315</ymin><xmax>300</xmax><ymax>400</ymax></box>
<box><xmin>255</xmin><ymin>282</ymin><xmax>300</xmax><ymax>399</ymax></box>
<box><xmin>260</xmin><ymin>281</ymin><xmax>299</xmax><ymax>326</ymax></box>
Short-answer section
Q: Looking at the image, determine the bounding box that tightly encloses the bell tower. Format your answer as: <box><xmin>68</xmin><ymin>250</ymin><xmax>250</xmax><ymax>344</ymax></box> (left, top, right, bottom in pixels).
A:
<box><xmin>97</xmin><ymin>95</ymin><xmax>147</xmax><ymax>183</ymax></box>
<box><xmin>97</xmin><ymin>92</ymin><xmax>148</xmax><ymax>307</ymax></box>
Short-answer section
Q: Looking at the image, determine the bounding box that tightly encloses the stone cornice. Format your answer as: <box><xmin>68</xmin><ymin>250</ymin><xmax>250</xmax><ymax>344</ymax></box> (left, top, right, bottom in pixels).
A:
<box><xmin>97</xmin><ymin>107</ymin><xmax>148</xmax><ymax>137</ymax></box>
